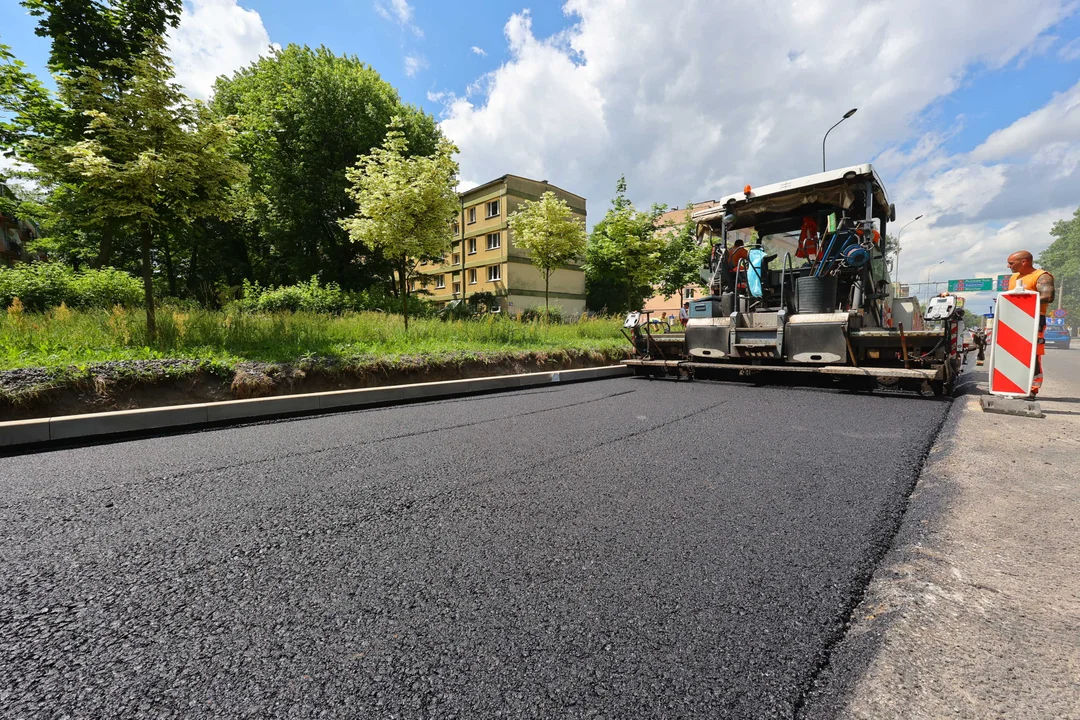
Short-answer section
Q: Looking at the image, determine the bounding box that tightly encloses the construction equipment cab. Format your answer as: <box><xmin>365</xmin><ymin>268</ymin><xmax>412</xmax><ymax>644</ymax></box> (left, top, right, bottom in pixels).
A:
<box><xmin>622</xmin><ymin>164</ymin><xmax>965</xmax><ymax>396</ymax></box>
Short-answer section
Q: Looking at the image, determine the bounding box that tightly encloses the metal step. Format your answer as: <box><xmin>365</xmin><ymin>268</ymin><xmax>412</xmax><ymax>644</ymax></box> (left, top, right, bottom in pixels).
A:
<box><xmin>733</xmin><ymin>343</ymin><xmax>780</xmax><ymax>359</ymax></box>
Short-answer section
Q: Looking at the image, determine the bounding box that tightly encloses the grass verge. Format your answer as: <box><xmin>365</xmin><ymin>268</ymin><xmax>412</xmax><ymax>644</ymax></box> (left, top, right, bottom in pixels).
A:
<box><xmin>0</xmin><ymin>306</ymin><xmax>631</xmax><ymax>407</ymax></box>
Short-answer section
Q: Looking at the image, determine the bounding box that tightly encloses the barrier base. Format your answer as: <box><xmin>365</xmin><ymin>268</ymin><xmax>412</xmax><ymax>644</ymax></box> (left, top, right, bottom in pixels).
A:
<box><xmin>980</xmin><ymin>395</ymin><xmax>1045</xmax><ymax>419</ymax></box>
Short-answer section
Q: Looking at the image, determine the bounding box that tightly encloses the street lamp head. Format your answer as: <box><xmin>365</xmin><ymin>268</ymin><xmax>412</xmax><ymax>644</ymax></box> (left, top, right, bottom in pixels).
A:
<box><xmin>843</xmin><ymin>108</ymin><xmax>858</xmax><ymax>119</ymax></box>
<box><xmin>914</xmin><ymin>214</ymin><xmax>923</xmax><ymax>221</ymax></box>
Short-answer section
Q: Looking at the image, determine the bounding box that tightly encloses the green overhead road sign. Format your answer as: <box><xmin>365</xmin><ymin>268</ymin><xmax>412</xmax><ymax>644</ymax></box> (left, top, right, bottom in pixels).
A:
<box><xmin>948</xmin><ymin>278</ymin><xmax>994</xmax><ymax>292</ymax></box>
<box><xmin>996</xmin><ymin>274</ymin><xmax>1011</xmax><ymax>291</ymax></box>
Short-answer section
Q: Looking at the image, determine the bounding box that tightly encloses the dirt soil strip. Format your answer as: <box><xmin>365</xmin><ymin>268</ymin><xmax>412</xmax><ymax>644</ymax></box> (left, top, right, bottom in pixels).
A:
<box><xmin>799</xmin><ymin>350</ymin><xmax>1080</xmax><ymax>720</ymax></box>
<box><xmin>0</xmin><ymin>350</ymin><xmax>630</xmax><ymax>421</ymax></box>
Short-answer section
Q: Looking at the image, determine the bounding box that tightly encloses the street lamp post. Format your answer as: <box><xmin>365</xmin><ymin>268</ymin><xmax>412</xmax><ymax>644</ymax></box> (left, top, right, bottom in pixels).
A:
<box><xmin>822</xmin><ymin>108</ymin><xmax>857</xmax><ymax>172</ymax></box>
<box><xmin>926</xmin><ymin>259</ymin><xmax>945</xmax><ymax>289</ymax></box>
<box><xmin>893</xmin><ymin>214</ymin><xmax>924</xmax><ymax>286</ymax></box>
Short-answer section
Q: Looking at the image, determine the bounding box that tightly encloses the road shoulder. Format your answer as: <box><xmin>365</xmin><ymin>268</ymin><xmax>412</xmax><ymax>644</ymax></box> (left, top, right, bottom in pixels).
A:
<box><xmin>802</xmin><ymin>351</ymin><xmax>1080</xmax><ymax>719</ymax></box>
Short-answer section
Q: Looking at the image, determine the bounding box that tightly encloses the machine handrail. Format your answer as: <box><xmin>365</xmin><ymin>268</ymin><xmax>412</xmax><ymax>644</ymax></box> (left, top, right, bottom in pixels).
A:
<box><xmin>780</xmin><ymin>252</ymin><xmax>793</xmax><ymax>312</ymax></box>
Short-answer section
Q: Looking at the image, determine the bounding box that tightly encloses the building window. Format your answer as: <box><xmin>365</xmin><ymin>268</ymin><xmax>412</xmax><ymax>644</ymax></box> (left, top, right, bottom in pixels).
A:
<box><xmin>486</xmin><ymin>200</ymin><xmax>500</xmax><ymax>218</ymax></box>
<box><xmin>452</xmin><ymin>253</ymin><xmax>460</xmax><ymax>265</ymax></box>
<box><xmin>452</xmin><ymin>281</ymin><xmax>461</xmax><ymax>294</ymax></box>
<box><xmin>467</xmin><ymin>237</ymin><xmax>477</xmax><ymax>254</ymax></box>
<box><xmin>452</xmin><ymin>221</ymin><xmax>459</xmax><ymax>236</ymax></box>
<box><xmin>487</xmin><ymin>264</ymin><xmax>501</xmax><ymax>282</ymax></box>
<box><xmin>467</xmin><ymin>207</ymin><xmax>476</xmax><ymax>224</ymax></box>
<box><xmin>468</xmin><ymin>268</ymin><xmax>477</xmax><ymax>284</ymax></box>
<box><xmin>487</xmin><ymin>232</ymin><xmax>501</xmax><ymax>250</ymax></box>
<box><xmin>436</xmin><ymin>275</ymin><xmax>445</xmax><ymax>289</ymax></box>
<box><xmin>684</xmin><ymin>288</ymin><xmax>695</xmax><ymax>299</ymax></box>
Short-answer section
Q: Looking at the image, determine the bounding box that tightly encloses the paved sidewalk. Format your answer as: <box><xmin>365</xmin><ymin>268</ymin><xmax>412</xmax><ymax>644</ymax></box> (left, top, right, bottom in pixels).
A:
<box><xmin>805</xmin><ymin>349</ymin><xmax>1080</xmax><ymax>719</ymax></box>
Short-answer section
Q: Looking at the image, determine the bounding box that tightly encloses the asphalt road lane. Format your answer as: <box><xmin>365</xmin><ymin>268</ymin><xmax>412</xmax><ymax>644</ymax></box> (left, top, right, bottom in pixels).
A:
<box><xmin>1</xmin><ymin>378</ymin><xmax>950</xmax><ymax>718</ymax></box>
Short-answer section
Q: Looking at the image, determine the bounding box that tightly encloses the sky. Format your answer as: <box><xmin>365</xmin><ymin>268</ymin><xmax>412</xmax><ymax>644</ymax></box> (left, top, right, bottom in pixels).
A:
<box><xmin>2</xmin><ymin>0</ymin><xmax>1080</xmax><ymax>312</ymax></box>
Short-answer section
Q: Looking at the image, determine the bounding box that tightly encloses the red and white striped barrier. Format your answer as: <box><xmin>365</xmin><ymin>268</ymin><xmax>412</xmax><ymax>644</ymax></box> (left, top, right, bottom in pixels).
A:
<box><xmin>987</xmin><ymin>288</ymin><xmax>1040</xmax><ymax>397</ymax></box>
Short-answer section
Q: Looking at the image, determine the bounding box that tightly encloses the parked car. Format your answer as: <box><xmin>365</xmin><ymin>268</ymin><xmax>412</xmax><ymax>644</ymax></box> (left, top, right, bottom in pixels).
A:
<box><xmin>1044</xmin><ymin>323</ymin><xmax>1071</xmax><ymax>349</ymax></box>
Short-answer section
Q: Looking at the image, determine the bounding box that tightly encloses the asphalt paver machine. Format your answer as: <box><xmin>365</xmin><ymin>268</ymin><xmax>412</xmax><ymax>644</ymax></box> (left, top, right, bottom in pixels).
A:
<box><xmin>624</xmin><ymin>165</ymin><xmax>965</xmax><ymax>395</ymax></box>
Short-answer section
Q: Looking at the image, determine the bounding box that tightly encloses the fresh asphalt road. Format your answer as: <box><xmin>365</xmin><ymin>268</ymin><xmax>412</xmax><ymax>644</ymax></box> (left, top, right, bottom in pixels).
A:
<box><xmin>1</xmin><ymin>377</ymin><xmax>950</xmax><ymax>718</ymax></box>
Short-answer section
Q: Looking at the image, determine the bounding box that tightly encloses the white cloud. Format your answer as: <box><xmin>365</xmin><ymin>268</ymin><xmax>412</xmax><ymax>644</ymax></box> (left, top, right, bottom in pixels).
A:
<box><xmin>971</xmin><ymin>81</ymin><xmax>1080</xmax><ymax>162</ymax></box>
<box><xmin>1059</xmin><ymin>37</ymin><xmax>1080</xmax><ymax>61</ymax></box>
<box><xmin>168</xmin><ymin>0</ymin><xmax>275</xmax><ymax>100</ymax></box>
<box><xmin>434</xmin><ymin>0</ymin><xmax>1077</xmax><ymax>287</ymax></box>
<box><xmin>375</xmin><ymin>0</ymin><xmax>423</xmax><ymax>38</ymax></box>
<box><xmin>471</xmin><ymin>46</ymin><xmax>487</xmax><ymax>57</ymax></box>
<box><xmin>404</xmin><ymin>55</ymin><xmax>428</xmax><ymax>78</ymax></box>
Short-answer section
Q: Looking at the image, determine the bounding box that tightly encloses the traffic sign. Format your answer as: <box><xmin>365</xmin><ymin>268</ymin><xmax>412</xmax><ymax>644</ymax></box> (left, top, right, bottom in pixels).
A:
<box><xmin>1053</xmin><ymin>308</ymin><xmax>1067</xmax><ymax>318</ymax></box>
<box><xmin>1046</xmin><ymin>317</ymin><xmax>1066</xmax><ymax>327</ymax></box>
<box><xmin>996</xmin><ymin>274</ymin><xmax>1011</xmax><ymax>291</ymax></box>
<box><xmin>948</xmin><ymin>278</ymin><xmax>994</xmax><ymax>292</ymax></box>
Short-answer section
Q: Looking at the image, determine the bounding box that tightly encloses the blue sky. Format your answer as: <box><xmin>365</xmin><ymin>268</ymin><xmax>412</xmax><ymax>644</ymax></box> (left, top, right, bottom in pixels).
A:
<box><xmin>2</xmin><ymin>0</ymin><xmax>1079</xmax><ymax>292</ymax></box>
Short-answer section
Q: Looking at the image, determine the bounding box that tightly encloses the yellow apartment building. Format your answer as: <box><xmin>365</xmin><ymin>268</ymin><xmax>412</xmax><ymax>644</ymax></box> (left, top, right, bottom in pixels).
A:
<box><xmin>414</xmin><ymin>175</ymin><xmax>587</xmax><ymax>315</ymax></box>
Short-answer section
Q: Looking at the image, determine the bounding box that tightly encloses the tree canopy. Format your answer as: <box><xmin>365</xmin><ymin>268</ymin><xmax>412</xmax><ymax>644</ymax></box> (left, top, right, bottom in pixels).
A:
<box><xmin>210</xmin><ymin>44</ymin><xmax>443</xmax><ymax>290</ymax></box>
<box><xmin>585</xmin><ymin>176</ymin><xmax>667</xmax><ymax>313</ymax></box>
<box><xmin>340</xmin><ymin>117</ymin><xmax>459</xmax><ymax>329</ymax></box>
<box><xmin>1038</xmin><ymin>206</ymin><xmax>1080</xmax><ymax>320</ymax></box>
<box><xmin>655</xmin><ymin>205</ymin><xmax>708</xmax><ymax>300</ymax></box>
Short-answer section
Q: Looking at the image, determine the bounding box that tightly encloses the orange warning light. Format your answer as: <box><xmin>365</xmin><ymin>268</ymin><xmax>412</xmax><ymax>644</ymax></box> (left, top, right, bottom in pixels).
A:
<box><xmin>743</xmin><ymin>185</ymin><xmax>752</xmax><ymax>196</ymax></box>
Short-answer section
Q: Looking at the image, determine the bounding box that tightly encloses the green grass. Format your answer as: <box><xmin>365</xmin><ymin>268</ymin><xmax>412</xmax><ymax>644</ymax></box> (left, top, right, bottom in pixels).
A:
<box><xmin>0</xmin><ymin>305</ymin><xmax>631</xmax><ymax>370</ymax></box>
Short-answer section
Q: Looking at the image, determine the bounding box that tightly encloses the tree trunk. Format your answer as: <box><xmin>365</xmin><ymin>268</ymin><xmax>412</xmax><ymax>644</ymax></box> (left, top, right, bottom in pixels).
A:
<box><xmin>94</xmin><ymin>222</ymin><xmax>115</xmax><ymax>269</ymax></box>
<box><xmin>544</xmin><ymin>271</ymin><xmax>550</xmax><ymax>323</ymax></box>
<box><xmin>187</xmin><ymin>233</ymin><xmax>200</xmax><ymax>302</ymax></box>
<box><xmin>400</xmin><ymin>257</ymin><xmax>409</xmax><ymax>331</ymax></box>
<box><xmin>141</xmin><ymin>225</ymin><xmax>157</xmax><ymax>340</ymax></box>
<box><xmin>162</xmin><ymin>233</ymin><xmax>177</xmax><ymax>298</ymax></box>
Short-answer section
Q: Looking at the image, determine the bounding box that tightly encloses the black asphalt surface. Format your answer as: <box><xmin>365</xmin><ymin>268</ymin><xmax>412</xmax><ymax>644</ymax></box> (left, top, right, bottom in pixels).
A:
<box><xmin>0</xmin><ymin>377</ymin><xmax>949</xmax><ymax>718</ymax></box>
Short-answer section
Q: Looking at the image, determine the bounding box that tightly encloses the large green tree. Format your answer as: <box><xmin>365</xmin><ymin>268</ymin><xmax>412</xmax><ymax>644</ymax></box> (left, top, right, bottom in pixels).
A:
<box><xmin>584</xmin><ymin>176</ymin><xmax>667</xmax><ymax>313</ymax></box>
<box><xmin>62</xmin><ymin>40</ymin><xmax>245</xmax><ymax>336</ymax></box>
<box><xmin>339</xmin><ymin>118</ymin><xmax>459</xmax><ymax>330</ymax></box>
<box><xmin>23</xmin><ymin>0</ymin><xmax>182</xmax><ymax>75</ymax></box>
<box><xmin>1038</xmin><ymin>206</ymin><xmax>1080</xmax><ymax>321</ymax></box>
<box><xmin>211</xmin><ymin>45</ymin><xmax>442</xmax><ymax>290</ymax></box>
<box><xmin>15</xmin><ymin>0</ymin><xmax>185</xmax><ymax>268</ymax></box>
<box><xmin>507</xmin><ymin>191</ymin><xmax>587</xmax><ymax>316</ymax></box>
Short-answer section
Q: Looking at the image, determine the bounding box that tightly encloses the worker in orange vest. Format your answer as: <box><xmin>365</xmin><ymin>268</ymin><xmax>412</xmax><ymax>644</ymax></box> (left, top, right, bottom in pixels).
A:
<box><xmin>1006</xmin><ymin>250</ymin><xmax>1055</xmax><ymax>396</ymax></box>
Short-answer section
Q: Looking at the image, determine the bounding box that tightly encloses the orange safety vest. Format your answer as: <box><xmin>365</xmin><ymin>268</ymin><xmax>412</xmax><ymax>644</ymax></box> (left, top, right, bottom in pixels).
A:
<box><xmin>1008</xmin><ymin>269</ymin><xmax>1052</xmax><ymax>317</ymax></box>
<box><xmin>796</xmin><ymin>217</ymin><xmax>818</xmax><ymax>259</ymax></box>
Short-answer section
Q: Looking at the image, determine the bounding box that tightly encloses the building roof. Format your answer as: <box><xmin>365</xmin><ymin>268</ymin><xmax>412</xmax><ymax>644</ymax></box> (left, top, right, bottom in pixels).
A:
<box><xmin>459</xmin><ymin>174</ymin><xmax>586</xmax><ymax>203</ymax></box>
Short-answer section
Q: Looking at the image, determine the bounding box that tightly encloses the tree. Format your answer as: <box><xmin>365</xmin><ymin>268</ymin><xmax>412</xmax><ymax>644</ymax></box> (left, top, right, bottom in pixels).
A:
<box><xmin>584</xmin><ymin>176</ymin><xmax>666</xmax><ymax>313</ymax></box>
<box><xmin>339</xmin><ymin>117</ymin><xmax>459</xmax><ymax>330</ymax></box>
<box><xmin>61</xmin><ymin>39</ymin><xmax>245</xmax><ymax>337</ymax></box>
<box><xmin>18</xmin><ymin>0</ymin><xmax>185</xmax><ymax>269</ymax></box>
<box><xmin>507</xmin><ymin>191</ymin><xmax>586</xmax><ymax>317</ymax></box>
<box><xmin>655</xmin><ymin>204</ymin><xmax>708</xmax><ymax>300</ymax></box>
<box><xmin>211</xmin><ymin>45</ymin><xmax>442</xmax><ymax>291</ymax></box>
<box><xmin>23</xmin><ymin>0</ymin><xmax>182</xmax><ymax>75</ymax></box>
<box><xmin>1038</xmin><ymin>206</ymin><xmax>1080</xmax><ymax>320</ymax></box>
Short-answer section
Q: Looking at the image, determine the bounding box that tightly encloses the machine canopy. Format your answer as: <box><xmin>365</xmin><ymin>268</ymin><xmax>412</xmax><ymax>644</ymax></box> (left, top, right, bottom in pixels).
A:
<box><xmin>692</xmin><ymin>164</ymin><xmax>893</xmax><ymax>236</ymax></box>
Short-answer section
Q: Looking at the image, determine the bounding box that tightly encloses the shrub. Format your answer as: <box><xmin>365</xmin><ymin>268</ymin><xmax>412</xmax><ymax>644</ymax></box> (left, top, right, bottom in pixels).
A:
<box><xmin>238</xmin><ymin>276</ymin><xmax>350</xmax><ymax>314</ymax></box>
<box><xmin>237</xmin><ymin>277</ymin><xmax>436</xmax><ymax>317</ymax></box>
<box><xmin>521</xmin><ymin>306</ymin><xmax>564</xmax><ymax>324</ymax></box>
<box><xmin>0</xmin><ymin>262</ymin><xmax>143</xmax><ymax>311</ymax></box>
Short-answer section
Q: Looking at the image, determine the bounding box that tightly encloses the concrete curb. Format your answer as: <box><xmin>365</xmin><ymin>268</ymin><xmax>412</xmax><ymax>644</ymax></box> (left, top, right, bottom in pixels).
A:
<box><xmin>0</xmin><ymin>365</ymin><xmax>631</xmax><ymax>451</ymax></box>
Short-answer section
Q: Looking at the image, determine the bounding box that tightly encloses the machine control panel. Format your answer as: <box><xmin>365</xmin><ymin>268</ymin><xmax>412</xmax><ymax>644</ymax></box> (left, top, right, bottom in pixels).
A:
<box><xmin>624</xmin><ymin>311</ymin><xmax>641</xmax><ymax>329</ymax></box>
<box><xmin>924</xmin><ymin>295</ymin><xmax>957</xmax><ymax>321</ymax></box>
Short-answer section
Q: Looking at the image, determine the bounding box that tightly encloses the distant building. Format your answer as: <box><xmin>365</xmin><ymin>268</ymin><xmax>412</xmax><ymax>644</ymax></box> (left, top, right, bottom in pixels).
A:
<box><xmin>415</xmin><ymin>175</ymin><xmax>587</xmax><ymax>315</ymax></box>
<box><xmin>0</xmin><ymin>183</ymin><xmax>41</xmax><ymax>266</ymax></box>
<box><xmin>641</xmin><ymin>201</ymin><xmax>753</xmax><ymax>320</ymax></box>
